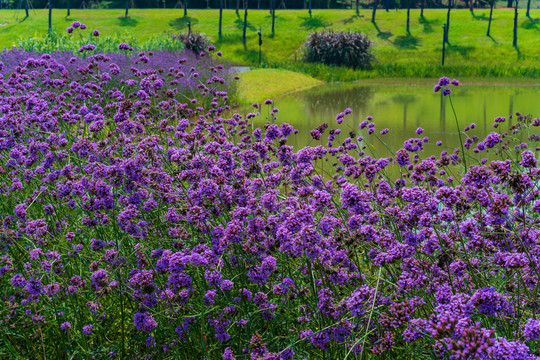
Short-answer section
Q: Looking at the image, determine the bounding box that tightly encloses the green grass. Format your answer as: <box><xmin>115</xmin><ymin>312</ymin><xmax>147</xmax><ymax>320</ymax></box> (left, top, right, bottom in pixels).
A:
<box><xmin>355</xmin><ymin>76</ymin><xmax>540</xmax><ymax>85</ymax></box>
<box><xmin>1</xmin><ymin>8</ymin><xmax>540</xmax><ymax>78</ymax></box>
<box><xmin>235</xmin><ymin>68</ymin><xmax>322</xmax><ymax>103</ymax></box>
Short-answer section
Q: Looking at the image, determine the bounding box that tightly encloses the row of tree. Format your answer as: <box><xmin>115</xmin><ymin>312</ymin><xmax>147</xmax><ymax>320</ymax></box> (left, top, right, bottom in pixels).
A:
<box><xmin>9</xmin><ymin>0</ymin><xmax>529</xmax><ymax>51</ymax></box>
<box><xmin>368</xmin><ymin>0</ymin><xmax>527</xmax><ymax>46</ymax></box>
<box><xmin>4</xmin><ymin>0</ymin><xmax>502</xmax><ymax>10</ymax></box>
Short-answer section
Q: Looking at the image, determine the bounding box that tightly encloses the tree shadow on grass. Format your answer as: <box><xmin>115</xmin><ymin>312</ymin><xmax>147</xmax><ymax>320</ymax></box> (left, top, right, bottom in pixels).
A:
<box><xmin>447</xmin><ymin>43</ymin><xmax>474</xmax><ymax>58</ymax></box>
<box><xmin>169</xmin><ymin>16</ymin><xmax>199</xmax><ymax>31</ymax></box>
<box><xmin>263</xmin><ymin>13</ymin><xmax>285</xmax><ymax>34</ymax></box>
<box><xmin>487</xmin><ymin>34</ymin><xmax>498</xmax><ymax>43</ymax></box>
<box><xmin>342</xmin><ymin>14</ymin><xmax>364</xmax><ymax>24</ymax></box>
<box><xmin>234</xmin><ymin>18</ymin><xmax>257</xmax><ymax>31</ymax></box>
<box><xmin>234</xmin><ymin>47</ymin><xmax>259</xmax><ymax>63</ymax></box>
<box><xmin>515</xmin><ymin>45</ymin><xmax>524</xmax><ymax>60</ymax></box>
<box><xmin>264</xmin><ymin>13</ymin><xmax>282</xmax><ymax>22</ymax></box>
<box><xmin>299</xmin><ymin>15</ymin><xmax>329</xmax><ymax>30</ymax></box>
<box><xmin>418</xmin><ymin>16</ymin><xmax>437</xmax><ymax>33</ymax></box>
<box><xmin>372</xmin><ymin>21</ymin><xmax>392</xmax><ymax>40</ymax></box>
<box><xmin>117</xmin><ymin>16</ymin><xmax>138</xmax><ymax>27</ymax></box>
<box><xmin>392</xmin><ymin>34</ymin><xmax>419</xmax><ymax>49</ymax></box>
<box><xmin>521</xmin><ymin>17</ymin><xmax>539</xmax><ymax>31</ymax></box>
<box><xmin>216</xmin><ymin>33</ymin><xmax>243</xmax><ymax>45</ymax></box>
<box><xmin>471</xmin><ymin>12</ymin><xmax>488</xmax><ymax>21</ymax></box>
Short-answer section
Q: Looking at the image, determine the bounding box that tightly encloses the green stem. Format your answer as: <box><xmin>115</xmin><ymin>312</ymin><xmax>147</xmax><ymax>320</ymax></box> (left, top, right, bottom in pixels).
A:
<box><xmin>448</xmin><ymin>95</ymin><xmax>467</xmax><ymax>172</ymax></box>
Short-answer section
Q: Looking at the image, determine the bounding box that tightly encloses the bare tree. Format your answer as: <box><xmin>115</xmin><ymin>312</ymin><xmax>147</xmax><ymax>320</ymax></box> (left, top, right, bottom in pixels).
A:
<box><xmin>406</xmin><ymin>0</ymin><xmax>412</xmax><ymax>33</ymax></box>
<box><xmin>445</xmin><ymin>0</ymin><xmax>451</xmax><ymax>43</ymax></box>
<box><xmin>48</xmin><ymin>0</ymin><xmax>52</xmax><ymax>33</ymax></box>
<box><xmin>487</xmin><ymin>0</ymin><xmax>494</xmax><ymax>36</ymax></box>
<box><xmin>513</xmin><ymin>0</ymin><xmax>519</xmax><ymax>47</ymax></box>
<box><xmin>242</xmin><ymin>0</ymin><xmax>248</xmax><ymax>44</ymax></box>
<box><xmin>219</xmin><ymin>0</ymin><xmax>223</xmax><ymax>36</ymax></box>
<box><xmin>271</xmin><ymin>0</ymin><xmax>276</xmax><ymax>33</ymax></box>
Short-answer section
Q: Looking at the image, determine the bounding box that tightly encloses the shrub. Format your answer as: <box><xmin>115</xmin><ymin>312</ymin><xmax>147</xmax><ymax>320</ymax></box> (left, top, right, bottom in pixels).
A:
<box><xmin>172</xmin><ymin>32</ymin><xmax>211</xmax><ymax>55</ymax></box>
<box><xmin>304</xmin><ymin>30</ymin><xmax>374</xmax><ymax>69</ymax></box>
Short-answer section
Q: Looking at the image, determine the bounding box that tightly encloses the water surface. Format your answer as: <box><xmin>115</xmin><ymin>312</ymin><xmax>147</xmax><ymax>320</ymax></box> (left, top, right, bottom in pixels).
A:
<box><xmin>251</xmin><ymin>83</ymin><xmax>540</xmax><ymax>161</ymax></box>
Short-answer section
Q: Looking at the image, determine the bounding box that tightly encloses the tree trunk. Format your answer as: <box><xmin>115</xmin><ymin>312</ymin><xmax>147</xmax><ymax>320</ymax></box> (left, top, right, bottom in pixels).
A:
<box><xmin>48</xmin><ymin>0</ymin><xmax>52</xmax><ymax>33</ymax></box>
<box><xmin>371</xmin><ymin>0</ymin><xmax>377</xmax><ymax>22</ymax></box>
<box><xmin>67</xmin><ymin>0</ymin><xmax>70</xmax><ymax>16</ymax></box>
<box><xmin>125</xmin><ymin>0</ymin><xmax>128</xmax><ymax>16</ymax></box>
<box><xmin>24</xmin><ymin>0</ymin><xmax>29</xmax><ymax>16</ymax></box>
<box><xmin>526</xmin><ymin>0</ymin><xmax>531</xmax><ymax>17</ymax></box>
<box><xmin>308</xmin><ymin>0</ymin><xmax>312</xmax><ymax>16</ymax></box>
<box><xmin>487</xmin><ymin>3</ymin><xmax>493</xmax><ymax>36</ymax></box>
<box><xmin>469</xmin><ymin>0</ymin><xmax>473</xmax><ymax>12</ymax></box>
<box><xmin>507</xmin><ymin>0</ymin><xmax>512</xmax><ymax>7</ymax></box>
<box><xmin>242</xmin><ymin>0</ymin><xmax>248</xmax><ymax>43</ymax></box>
<box><xmin>219</xmin><ymin>0</ymin><xmax>223</xmax><ymax>36</ymax></box>
<box><xmin>385</xmin><ymin>0</ymin><xmax>389</xmax><ymax>11</ymax></box>
<box><xmin>513</xmin><ymin>0</ymin><xmax>518</xmax><ymax>47</ymax></box>
<box><xmin>184</xmin><ymin>0</ymin><xmax>187</xmax><ymax>16</ymax></box>
<box><xmin>355</xmin><ymin>0</ymin><xmax>359</xmax><ymax>15</ymax></box>
<box><xmin>406</xmin><ymin>0</ymin><xmax>411</xmax><ymax>32</ymax></box>
<box><xmin>445</xmin><ymin>0</ymin><xmax>451</xmax><ymax>43</ymax></box>
<box><xmin>236</xmin><ymin>0</ymin><xmax>239</xmax><ymax>14</ymax></box>
<box><xmin>420</xmin><ymin>0</ymin><xmax>424</xmax><ymax>17</ymax></box>
<box><xmin>272</xmin><ymin>0</ymin><xmax>276</xmax><ymax>33</ymax></box>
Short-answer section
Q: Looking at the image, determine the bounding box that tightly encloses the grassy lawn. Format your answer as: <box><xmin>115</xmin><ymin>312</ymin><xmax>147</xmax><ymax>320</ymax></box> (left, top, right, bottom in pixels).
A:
<box><xmin>235</xmin><ymin>68</ymin><xmax>322</xmax><ymax>103</ymax></box>
<box><xmin>1</xmin><ymin>8</ymin><xmax>540</xmax><ymax>79</ymax></box>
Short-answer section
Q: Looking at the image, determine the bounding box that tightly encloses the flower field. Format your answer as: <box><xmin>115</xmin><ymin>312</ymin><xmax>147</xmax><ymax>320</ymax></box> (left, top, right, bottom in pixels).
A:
<box><xmin>2</xmin><ymin>23</ymin><xmax>540</xmax><ymax>360</ymax></box>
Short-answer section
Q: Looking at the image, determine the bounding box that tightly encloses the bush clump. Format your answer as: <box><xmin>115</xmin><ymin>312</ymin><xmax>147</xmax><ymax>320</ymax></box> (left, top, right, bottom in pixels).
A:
<box><xmin>304</xmin><ymin>31</ymin><xmax>374</xmax><ymax>69</ymax></box>
<box><xmin>173</xmin><ymin>32</ymin><xmax>211</xmax><ymax>55</ymax></box>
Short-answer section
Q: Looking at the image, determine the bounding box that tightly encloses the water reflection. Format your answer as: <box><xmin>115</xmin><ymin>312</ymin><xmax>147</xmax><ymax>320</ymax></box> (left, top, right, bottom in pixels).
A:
<box><xmin>301</xmin><ymin>86</ymin><xmax>375</xmax><ymax>120</ymax></box>
<box><xmin>250</xmin><ymin>83</ymin><xmax>540</xmax><ymax>159</ymax></box>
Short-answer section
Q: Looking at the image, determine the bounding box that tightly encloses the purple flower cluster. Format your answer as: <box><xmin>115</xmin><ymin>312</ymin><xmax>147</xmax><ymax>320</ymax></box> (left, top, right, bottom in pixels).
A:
<box><xmin>67</xmin><ymin>21</ymin><xmax>88</xmax><ymax>34</ymax></box>
<box><xmin>434</xmin><ymin>76</ymin><xmax>460</xmax><ymax>96</ymax></box>
<box><xmin>0</xmin><ymin>35</ymin><xmax>539</xmax><ymax>359</ymax></box>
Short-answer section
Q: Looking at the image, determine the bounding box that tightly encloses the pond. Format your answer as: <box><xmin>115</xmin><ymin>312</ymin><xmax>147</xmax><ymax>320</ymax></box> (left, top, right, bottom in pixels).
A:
<box><xmin>250</xmin><ymin>82</ymin><xmax>540</xmax><ymax>162</ymax></box>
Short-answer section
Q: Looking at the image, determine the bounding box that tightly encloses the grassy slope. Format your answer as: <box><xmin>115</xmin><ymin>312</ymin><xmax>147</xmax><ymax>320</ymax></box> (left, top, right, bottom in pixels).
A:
<box><xmin>235</xmin><ymin>68</ymin><xmax>322</xmax><ymax>103</ymax></box>
<box><xmin>1</xmin><ymin>8</ymin><xmax>540</xmax><ymax>78</ymax></box>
